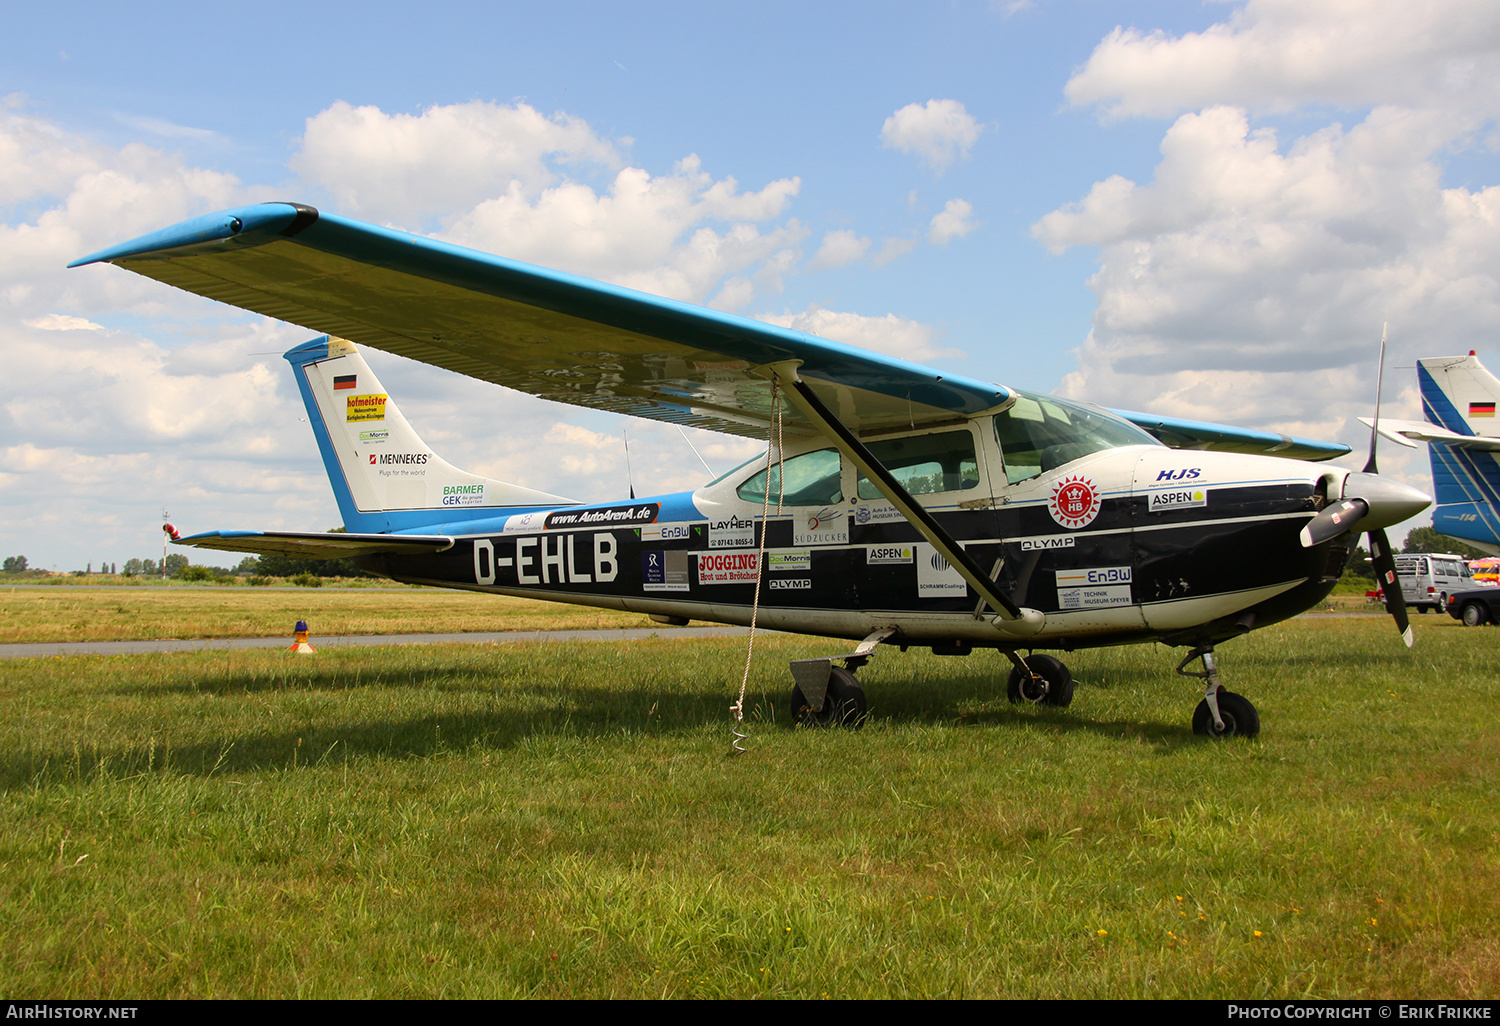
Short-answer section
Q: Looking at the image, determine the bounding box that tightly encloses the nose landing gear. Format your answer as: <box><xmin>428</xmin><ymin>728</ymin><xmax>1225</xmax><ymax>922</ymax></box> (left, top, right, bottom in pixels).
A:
<box><xmin>1177</xmin><ymin>646</ymin><xmax>1260</xmax><ymax>739</ymax></box>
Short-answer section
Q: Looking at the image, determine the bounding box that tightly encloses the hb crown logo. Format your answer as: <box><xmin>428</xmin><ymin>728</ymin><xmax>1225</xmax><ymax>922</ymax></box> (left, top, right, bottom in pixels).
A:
<box><xmin>1048</xmin><ymin>474</ymin><xmax>1101</xmax><ymax>530</ymax></box>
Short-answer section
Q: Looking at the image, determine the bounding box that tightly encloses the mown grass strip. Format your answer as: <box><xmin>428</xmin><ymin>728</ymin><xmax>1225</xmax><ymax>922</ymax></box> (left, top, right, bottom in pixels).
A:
<box><xmin>0</xmin><ymin>617</ymin><xmax>1495</xmax><ymax>998</ymax></box>
<box><xmin>0</xmin><ymin>588</ymin><xmax>664</xmax><ymax>644</ymax></box>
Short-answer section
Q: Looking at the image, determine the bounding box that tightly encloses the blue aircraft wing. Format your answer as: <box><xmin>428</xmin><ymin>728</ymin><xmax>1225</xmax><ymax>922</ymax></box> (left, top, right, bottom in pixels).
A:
<box><xmin>1115</xmin><ymin>409</ymin><xmax>1351</xmax><ymax>462</ymax></box>
<box><xmin>73</xmin><ymin>202</ymin><xmax>1350</xmax><ymax>460</ymax></box>
<box><xmin>71</xmin><ymin>203</ymin><xmax>1009</xmax><ymax>439</ymax></box>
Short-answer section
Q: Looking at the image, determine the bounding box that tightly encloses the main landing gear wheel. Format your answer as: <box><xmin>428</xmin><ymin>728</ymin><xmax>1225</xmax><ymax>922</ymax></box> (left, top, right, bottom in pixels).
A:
<box><xmin>1191</xmin><ymin>688</ymin><xmax>1260</xmax><ymax>739</ymax></box>
<box><xmin>1006</xmin><ymin>654</ymin><xmax>1075</xmax><ymax>707</ymax></box>
<box><xmin>791</xmin><ymin>667</ymin><xmax>868</xmax><ymax>730</ymax></box>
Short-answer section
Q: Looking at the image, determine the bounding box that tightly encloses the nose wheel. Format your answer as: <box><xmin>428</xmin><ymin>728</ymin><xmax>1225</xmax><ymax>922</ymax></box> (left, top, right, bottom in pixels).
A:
<box><xmin>1177</xmin><ymin>646</ymin><xmax>1259</xmax><ymax>739</ymax></box>
<box><xmin>1191</xmin><ymin>688</ymin><xmax>1259</xmax><ymax>738</ymax></box>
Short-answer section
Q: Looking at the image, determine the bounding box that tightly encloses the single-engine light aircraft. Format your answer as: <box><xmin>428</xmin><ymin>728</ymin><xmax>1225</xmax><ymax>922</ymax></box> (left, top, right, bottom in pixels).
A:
<box><xmin>72</xmin><ymin>203</ymin><xmax>1432</xmax><ymax>738</ymax></box>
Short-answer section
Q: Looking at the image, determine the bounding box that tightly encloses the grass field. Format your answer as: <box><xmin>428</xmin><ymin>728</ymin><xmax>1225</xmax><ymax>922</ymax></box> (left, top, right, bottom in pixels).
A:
<box><xmin>0</xmin><ymin>587</ymin><xmax>664</xmax><ymax>643</ymax></box>
<box><xmin>2</xmin><ymin>598</ymin><xmax>1497</xmax><ymax>999</ymax></box>
<box><xmin>0</xmin><ymin>583</ymin><xmax>1390</xmax><ymax>645</ymax></box>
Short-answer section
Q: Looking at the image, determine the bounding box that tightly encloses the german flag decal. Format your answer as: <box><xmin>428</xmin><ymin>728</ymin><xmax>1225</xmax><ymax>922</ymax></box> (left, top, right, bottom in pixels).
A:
<box><xmin>1471</xmin><ymin>401</ymin><xmax>1496</xmax><ymax>418</ymax></box>
<box><xmin>333</xmin><ymin>374</ymin><xmax>357</xmax><ymax>390</ymax></box>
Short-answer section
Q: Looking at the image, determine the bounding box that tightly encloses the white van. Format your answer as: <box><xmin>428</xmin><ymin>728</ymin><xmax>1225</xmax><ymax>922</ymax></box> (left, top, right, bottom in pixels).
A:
<box><xmin>1394</xmin><ymin>553</ymin><xmax>1476</xmax><ymax>613</ymax></box>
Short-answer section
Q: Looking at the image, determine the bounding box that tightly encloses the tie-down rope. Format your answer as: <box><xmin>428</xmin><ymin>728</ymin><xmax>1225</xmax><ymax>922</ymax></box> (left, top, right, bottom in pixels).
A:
<box><xmin>730</xmin><ymin>380</ymin><xmax>785</xmax><ymax>755</ymax></box>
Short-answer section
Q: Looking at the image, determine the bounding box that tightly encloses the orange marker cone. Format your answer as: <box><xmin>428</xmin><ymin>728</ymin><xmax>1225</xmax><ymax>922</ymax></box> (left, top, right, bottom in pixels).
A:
<box><xmin>289</xmin><ymin>619</ymin><xmax>317</xmax><ymax>654</ymax></box>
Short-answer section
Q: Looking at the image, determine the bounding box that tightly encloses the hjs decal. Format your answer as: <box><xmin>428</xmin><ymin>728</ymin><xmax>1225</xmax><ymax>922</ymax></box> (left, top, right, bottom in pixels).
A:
<box><xmin>1156</xmin><ymin>468</ymin><xmax>1201</xmax><ymax>482</ymax></box>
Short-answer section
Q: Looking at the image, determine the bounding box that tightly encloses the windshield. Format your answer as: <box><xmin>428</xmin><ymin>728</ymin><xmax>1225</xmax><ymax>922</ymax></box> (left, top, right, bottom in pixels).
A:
<box><xmin>994</xmin><ymin>390</ymin><xmax>1161</xmax><ymax>485</ymax></box>
<box><xmin>704</xmin><ymin>451</ymin><xmax>766</xmax><ymax>489</ymax></box>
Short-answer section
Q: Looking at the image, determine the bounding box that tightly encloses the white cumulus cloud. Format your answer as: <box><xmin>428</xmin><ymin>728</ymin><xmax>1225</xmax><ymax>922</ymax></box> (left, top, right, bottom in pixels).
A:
<box><xmin>290</xmin><ymin>100</ymin><xmax>623</xmax><ymax>224</ymax></box>
<box><xmin>1066</xmin><ymin>0</ymin><xmax>1500</xmax><ymax>118</ymax></box>
<box><xmin>444</xmin><ymin>153</ymin><xmax>804</xmax><ymax>304</ymax></box>
<box><xmin>880</xmin><ymin>99</ymin><xmax>983</xmax><ymax>172</ymax></box>
<box><xmin>928</xmin><ymin>199</ymin><xmax>977</xmax><ymax>245</ymax></box>
<box><xmin>1034</xmin><ymin>104</ymin><xmax>1500</xmax><ymax>449</ymax></box>
<box><xmin>810</xmin><ymin>229</ymin><xmax>872</xmax><ymax>269</ymax></box>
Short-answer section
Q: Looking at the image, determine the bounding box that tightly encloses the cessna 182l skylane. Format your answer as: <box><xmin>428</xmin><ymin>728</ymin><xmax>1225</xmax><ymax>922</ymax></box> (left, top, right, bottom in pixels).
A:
<box><xmin>72</xmin><ymin>203</ymin><xmax>1432</xmax><ymax>738</ymax></box>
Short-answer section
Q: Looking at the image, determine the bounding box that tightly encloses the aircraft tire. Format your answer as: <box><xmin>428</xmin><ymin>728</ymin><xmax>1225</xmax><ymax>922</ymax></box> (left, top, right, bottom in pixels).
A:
<box><xmin>1461</xmin><ymin>602</ymin><xmax>1488</xmax><ymax>627</ymax></box>
<box><xmin>791</xmin><ymin>667</ymin><xmax>867</xmax><ymax>730</ymax></box>
<box><xmin>1006</xmin><ymin>654</ymin><xmax>1074</xmax><ymax>708</ymax></box>
<box><xmin>1191</xmin><ymin>689</ymin><xmax>1260</xmax><ymax>739</ymax></box>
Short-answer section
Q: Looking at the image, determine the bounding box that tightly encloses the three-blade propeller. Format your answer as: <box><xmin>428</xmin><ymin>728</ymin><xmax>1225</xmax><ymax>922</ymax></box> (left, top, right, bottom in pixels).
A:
<box><xmin>1298</xmin><ymin>324</ymin><xmax>1423</xmax><ymax>647</ymax></box>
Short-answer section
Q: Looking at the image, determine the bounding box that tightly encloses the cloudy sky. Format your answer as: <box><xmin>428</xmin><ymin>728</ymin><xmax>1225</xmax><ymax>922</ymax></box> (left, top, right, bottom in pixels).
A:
<box><xmin>4</xmin><ymin>0</ymin><xmax>1498</xmax><ymax>570</ymax></box>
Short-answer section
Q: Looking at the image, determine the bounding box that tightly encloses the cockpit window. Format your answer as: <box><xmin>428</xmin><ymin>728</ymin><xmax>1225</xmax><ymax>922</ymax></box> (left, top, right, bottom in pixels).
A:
<box><xmin>857</xmin><ymin>429</ymin><xmax>979</xmax><ymax>499</ymax></box>
<box><xmin>737</xmin><ymin>448</ymin><xmax>843</xmax><ymax>506</ymax></box>
<box><xmin>994</xmin><ymin>390</ymin><xmax>1161</xmax><ymax>485</ymax></box>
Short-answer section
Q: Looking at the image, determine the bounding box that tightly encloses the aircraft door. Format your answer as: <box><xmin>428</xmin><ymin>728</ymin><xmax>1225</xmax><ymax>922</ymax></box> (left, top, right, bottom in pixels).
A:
<box><xmin>847</xmin><ymin>425</ymin><xmax>1000</xmax><ymax>613</ymax></box>
<box><xmin>733</xmin><ymin>447</ymin><xmax>859</xmax><ymax>617</ymax></box>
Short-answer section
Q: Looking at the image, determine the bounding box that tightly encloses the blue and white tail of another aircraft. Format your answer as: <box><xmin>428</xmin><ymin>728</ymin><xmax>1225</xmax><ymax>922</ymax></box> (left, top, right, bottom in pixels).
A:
<box><xmin>1366</xmin><ymin>352</ymin><xmax>1500</xmax><ymax>556</ymax></box>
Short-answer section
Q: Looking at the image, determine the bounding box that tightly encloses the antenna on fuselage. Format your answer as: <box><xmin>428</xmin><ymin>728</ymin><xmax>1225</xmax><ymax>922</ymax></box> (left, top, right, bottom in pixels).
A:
<box><xmin>1364</xmin><ymin>322</ymin><xmax>1389</xmax><ymax>474</ymax></box>
<box><xmin>623</xmin><ymin>424</ymin><xmax>636</xmax><ymax>500</ymax></box>
<box><xmin>677</xmin><ymin>425</ymin><xmax>716</xmax><ymax>477</ymax></box>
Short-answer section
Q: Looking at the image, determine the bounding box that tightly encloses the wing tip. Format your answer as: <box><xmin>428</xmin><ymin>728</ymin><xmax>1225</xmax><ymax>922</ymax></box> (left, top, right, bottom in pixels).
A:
<box><xmin>68</xmin><ymin>202</ymin><xmax>317</xmax><ymax>267</ymax></box>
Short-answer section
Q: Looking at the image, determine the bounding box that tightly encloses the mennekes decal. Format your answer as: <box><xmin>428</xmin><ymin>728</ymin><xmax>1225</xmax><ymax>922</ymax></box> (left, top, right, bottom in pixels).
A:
<box><xmin>545</xmin><ymin>503</ymin><xmax>659</xmax><ymax>529</ymax></box>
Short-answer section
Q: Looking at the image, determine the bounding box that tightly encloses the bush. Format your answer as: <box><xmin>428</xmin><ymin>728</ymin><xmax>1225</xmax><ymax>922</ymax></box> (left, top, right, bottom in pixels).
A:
<box><xmin>177</xmin><ymin>565</ymin><xmax>224</xmax><ymax>583</ymax></box>
<box><xmin>248</xmin><ymin>576</ymin><xmax>272</xmax><ymax>587</ymax></box>
<box><xmin>289</xmin><ymin>572</ymin><xmax>323</xmax><ymax>588</ymax></box>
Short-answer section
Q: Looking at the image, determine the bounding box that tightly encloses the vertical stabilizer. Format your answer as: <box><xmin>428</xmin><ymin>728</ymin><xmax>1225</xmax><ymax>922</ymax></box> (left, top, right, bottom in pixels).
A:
<box><xmin>285</xmin><ymin>336</ymin><xmax>576</xmax><ymax>533</ymax></box>
<box><xmin>1418</xmin><ymin>353</ymin><xmax>1500</xmax><ymax>555</ymax></box>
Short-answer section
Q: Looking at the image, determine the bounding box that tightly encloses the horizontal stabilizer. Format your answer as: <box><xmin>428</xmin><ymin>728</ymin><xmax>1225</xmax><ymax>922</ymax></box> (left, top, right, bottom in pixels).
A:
<box><xmin>1358</xmin><ymin>416</ymin><xmax>1500</xmax><ymax>452</ymax></box>
<box><xmin>176</xmin><ymin>530</ymin><xmax>454</xmax><ymax>560</ymax></box>
<box><xmin>1114</xmin><ymin>410</ymin><xmax>1350</xmax><ymax>462</ymax></box>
